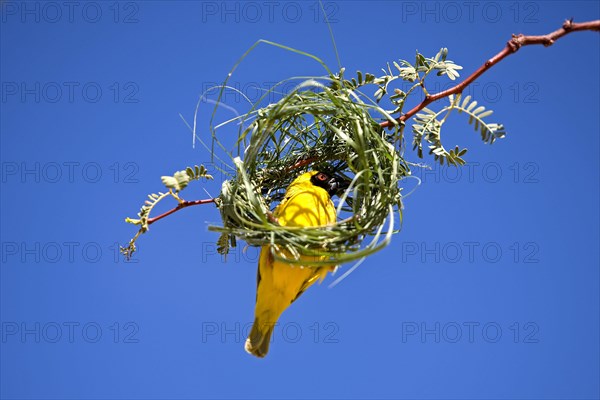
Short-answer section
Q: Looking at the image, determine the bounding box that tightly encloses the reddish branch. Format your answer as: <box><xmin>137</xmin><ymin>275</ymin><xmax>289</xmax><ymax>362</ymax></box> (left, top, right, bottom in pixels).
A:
<box><xmin>381</xmin><ymin>19</ymin><xmax>600</xmax><ymax>128</ymax></box>
<box><xmin>147</xmin><ymin>198</ymin><xmax>216</xmax><ymax>226</ymax></box>
<box><xmin>286</xmin><ymin>158</ymin><xmax>314</xmax><ymax>172</ymax></box>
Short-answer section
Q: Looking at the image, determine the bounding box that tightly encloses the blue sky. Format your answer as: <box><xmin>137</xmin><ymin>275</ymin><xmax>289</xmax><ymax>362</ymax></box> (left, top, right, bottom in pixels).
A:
<box><xmin>1</xmin><ymin>1</ymin><xmax>599</xmax><ymax>399</ymax></box>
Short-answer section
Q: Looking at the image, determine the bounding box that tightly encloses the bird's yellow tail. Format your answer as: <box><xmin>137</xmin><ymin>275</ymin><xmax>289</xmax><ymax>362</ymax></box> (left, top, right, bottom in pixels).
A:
<box><xmin>245</xmin><ymin>318</ymin><xmax>276</xmax><ymax>358</ymax></box>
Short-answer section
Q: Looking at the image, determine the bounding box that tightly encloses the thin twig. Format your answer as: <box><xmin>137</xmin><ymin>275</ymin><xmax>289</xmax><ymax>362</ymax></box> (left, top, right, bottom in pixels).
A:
<box><xmin>381</xmin><ymin>19</ymin><xmax>600</xmax><ymax>128</ymax></box>
<box><xmin>147</xmin><ymin>198</ymin><xmax>216</xmax><ymax>225</ymax></box>
<box><xmin>286</xmin><ymin>158</ymin><xmax>315</xmax><ymax>172</ymax></box>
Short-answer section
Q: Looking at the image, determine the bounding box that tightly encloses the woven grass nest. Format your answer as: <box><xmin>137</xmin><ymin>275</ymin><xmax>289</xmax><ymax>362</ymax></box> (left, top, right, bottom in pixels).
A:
<box><xmin>211</xmin><ymin>73</ymin><xmax>411</xmax><ymax>266</ymax></box>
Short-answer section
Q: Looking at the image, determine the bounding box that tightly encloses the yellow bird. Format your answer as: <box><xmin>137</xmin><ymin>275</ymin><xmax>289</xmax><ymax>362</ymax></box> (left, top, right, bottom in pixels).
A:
<box><xmin>245</xmin><ymin>170</ymin><xmax>345</xmax><ymax>358</ymax></box>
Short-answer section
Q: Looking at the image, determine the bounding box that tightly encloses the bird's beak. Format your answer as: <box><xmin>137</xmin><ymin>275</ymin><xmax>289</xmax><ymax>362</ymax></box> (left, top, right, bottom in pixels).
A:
<box><xmin>326</xmin><ymin>175</ymin><xmax>350</xmax><ymax>196</ymax></box>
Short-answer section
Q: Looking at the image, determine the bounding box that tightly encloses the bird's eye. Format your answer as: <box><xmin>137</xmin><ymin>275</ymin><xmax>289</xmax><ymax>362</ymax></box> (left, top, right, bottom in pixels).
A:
<box><xmin>316</xmin><ymin>173</ymin><xmax>328</xmax><ymax>181</ymax></box>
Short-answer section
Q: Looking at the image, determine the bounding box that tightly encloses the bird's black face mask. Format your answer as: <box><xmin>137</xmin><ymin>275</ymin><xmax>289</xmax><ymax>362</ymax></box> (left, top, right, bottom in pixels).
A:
<box><xmin>311</xmin><ymin>171</ymin><xmax>350</xmax><ymax>197</ymax></box>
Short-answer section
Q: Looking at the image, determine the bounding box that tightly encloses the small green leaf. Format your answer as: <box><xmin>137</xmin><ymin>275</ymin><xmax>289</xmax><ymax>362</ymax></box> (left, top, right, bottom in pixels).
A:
<box><xmin>473</xmin><ymin>106</ymin><xmax>486</xmax><ymax>115</ymax></box>
<box><xmin>467</xmin><ymin>101</ymin><xmax>478</xmax><ymax>112</ymax></box>
<box><xmin>461</xmin><ymin>95</ymin><xmax>472</xmax><ymax>109</ymax></box>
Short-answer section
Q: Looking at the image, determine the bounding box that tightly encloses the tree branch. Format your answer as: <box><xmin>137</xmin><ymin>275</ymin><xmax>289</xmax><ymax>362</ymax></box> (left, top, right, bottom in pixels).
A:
<box><xmin>381</xmin><ymin>19</ymin><xmax>600</xmax><ymax>128</ymax></box>
<box><xmin>147</xmin><ymin>198</ymin><xmax>216</xmax><ymax>226</ymax></box>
